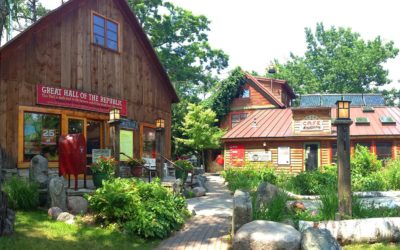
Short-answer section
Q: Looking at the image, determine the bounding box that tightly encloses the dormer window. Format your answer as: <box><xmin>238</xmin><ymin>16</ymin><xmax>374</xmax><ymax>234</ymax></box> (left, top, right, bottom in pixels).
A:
<box><xmin>92</xmin><ymin>12</ymin><xmax>119</xmax><ymax>52</ymax></box>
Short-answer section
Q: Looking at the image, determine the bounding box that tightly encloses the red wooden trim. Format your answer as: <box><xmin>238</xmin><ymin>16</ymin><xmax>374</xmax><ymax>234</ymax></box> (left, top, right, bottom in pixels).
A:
<box><xmin>329</xmin><ymin>142</ymin><xmax>333</xmax><ymax>165</ymax></box>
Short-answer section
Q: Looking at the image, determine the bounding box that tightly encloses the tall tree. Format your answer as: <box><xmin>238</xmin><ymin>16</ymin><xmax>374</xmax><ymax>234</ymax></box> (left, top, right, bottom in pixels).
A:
<box><xmin>274</xmin><ymin>23</ymin><xmax>399</xmax><ymax>94</ymax></box>
<box><xmin>128</xmin><ymin>0</ymin><xmax>229</xmax><ymax>98</ymax></box>
<box><xmin>179</xmin><ymin>103</ymin><xmax>225</xmax><ymax>167</ymax></box>
<box><xmin>14</xmin><ymin>0</ymin><xmax>48</xmax><ymax>32</ymax></box>
<box><xmin>128</xmin><ymin>0</ymin><xmax>229</xmax><ymax>157</ymax></box>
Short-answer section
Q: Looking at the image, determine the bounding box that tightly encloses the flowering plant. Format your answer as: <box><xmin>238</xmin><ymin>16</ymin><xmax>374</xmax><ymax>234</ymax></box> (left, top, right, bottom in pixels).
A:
<box><xmin>91</xmin><ymin>156</ymin><xmax>116</xmax><ymax>176</ymax></box>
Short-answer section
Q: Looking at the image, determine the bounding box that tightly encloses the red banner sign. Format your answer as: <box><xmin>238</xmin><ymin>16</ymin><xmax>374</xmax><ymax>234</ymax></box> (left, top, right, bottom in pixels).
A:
<box><xmin>37</xmin><ymin>84</ymin><xmax>127</xmax><ymax>116</ymax></box>
<box><xmin>229</xmin><ymin>144</ymin><xmax>245</xmax><ymax>166</ymax></box>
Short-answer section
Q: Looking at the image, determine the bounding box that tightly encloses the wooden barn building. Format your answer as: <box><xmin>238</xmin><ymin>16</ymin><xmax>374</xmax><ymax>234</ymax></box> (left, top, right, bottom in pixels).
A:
<box><xmin>0</xmin><ymin>0</ymin><xmax>178</xmax><ymax>174</ymax></box>
<box><xmin>221</xmin><ymin>73</ymin><xmax>400</xmax><ymax>173</ymax></box>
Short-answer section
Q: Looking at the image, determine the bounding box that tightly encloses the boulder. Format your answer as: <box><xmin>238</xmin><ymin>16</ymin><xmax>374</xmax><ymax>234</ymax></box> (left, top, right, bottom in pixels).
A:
<box><xmin>172</xmin><ymin>178</ymin><xmax>183</xmax><ymax>194</ymax></box>
<box><xmin>57</xmin><ymin>212</ymin><xmax>75</xmax><ymax>224</ymax></box>
<box><xmin>255</xmin><ymin>182</ymin><xmax>279</xmax><ymax>211</ymax></box>
<box><xmin>29</xmin><ymin>155</ymin><xmax>49</xmax><ymax>189</ymax></box>
<box><xmin>291</xmin><ymin>201</ymin><xmax>306</xmax><ymax>211</ymax></box>
<box><xmin>49</xmin><ymin>176</ymin><xmax>67</xmax><ymax>211</ymax></box>
<box><xmin>3</xmin><ymin>208</ymin><xmax>15</xmax><ymax>236</ymax></box>
<box><xmin>48</xmin><ymin>207</ymin><xmax>63</xmax><ymax>220</ymax></box>
<box><xmin>234</xmin><ymin>220</ymin><xmax>301</xmax><ymax>250</ymax></box>
<box><xmin>67</xmin><ymin>196</ymin><xmax>88</xmax><ymax>215</ymax></box>
<box><xmin>193</xmin><ymin>187</ymin><xmax>206</xmax><ymax>197</ymax></box>
<box><xmin>232</xmin><ymin>190</ymin><xmax>252</xmax><ymax>235</ymax></box>
<box><xmin>301</xmin><ymin>227</ymin><xmax>341</xmax><ymax>250</ymax></box>
<box><xmin>300</xmin><ymin>217</ymin><xmax>400</xmax><ymax>245</ymax></box>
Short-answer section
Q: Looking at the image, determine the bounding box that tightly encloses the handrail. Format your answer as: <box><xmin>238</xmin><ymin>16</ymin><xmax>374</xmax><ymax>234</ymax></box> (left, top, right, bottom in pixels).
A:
<box><xmin>119</xmin><ymin>152</ymin><xmax>184</xmax><ymax>171</ymax></box>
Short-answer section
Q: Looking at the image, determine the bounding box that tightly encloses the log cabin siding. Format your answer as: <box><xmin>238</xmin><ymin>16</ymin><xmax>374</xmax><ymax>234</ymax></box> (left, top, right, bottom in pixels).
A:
<box><xmin>0</xmin><ymin>0</ymin><xmax>176</xmax><ymax>168</ymax></box>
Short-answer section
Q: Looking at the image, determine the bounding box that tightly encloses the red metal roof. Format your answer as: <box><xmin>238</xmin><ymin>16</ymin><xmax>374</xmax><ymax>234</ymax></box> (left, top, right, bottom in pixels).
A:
<box><xmin>222</xmin><ymin>107</ymin><xmax>400</xmax><ymax>140</ymax></box>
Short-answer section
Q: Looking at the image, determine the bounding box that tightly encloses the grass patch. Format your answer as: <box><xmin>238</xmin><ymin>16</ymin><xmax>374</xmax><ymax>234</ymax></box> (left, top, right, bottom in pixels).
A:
<box><xmin>0</xmin><ymin>210</ymin><xmax>160</xmax><ymax>250</ymax></box>
<box><xmin>345</xmin><ymin>242</ymin><xmax>400</xmax><ymax>249</ymax></box>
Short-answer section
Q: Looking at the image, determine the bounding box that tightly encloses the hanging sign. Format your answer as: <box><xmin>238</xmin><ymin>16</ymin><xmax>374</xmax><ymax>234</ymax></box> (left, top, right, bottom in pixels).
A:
<box><xmin>278</xmin><ymin>147</ymin><xmax>291</xmax><ymax>165</ymax></box>
<box><xmin>229</xmin><ymin>144</ymin><xmax>245</xmax><ymax>166</ymax></box>
<box><xmin>300</xmin><ymin>120</ymin><xmax>323</xmax><ymax>131</ymax></box>
<box><xmin>120</xmin><ymin>119</ymin><xmax>139</xmax><ymax>130</ymax></box>
<box><xmin>37</xmin><ymin>84</ymin><xmax>127</xmax><ymax>116</ymax></box>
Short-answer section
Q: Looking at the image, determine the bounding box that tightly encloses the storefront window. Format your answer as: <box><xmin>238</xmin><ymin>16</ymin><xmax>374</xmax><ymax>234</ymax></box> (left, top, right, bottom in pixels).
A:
<box><xmin>142</xmin><ymin>127</ymin><xmax>156</xmax><ymax>159</ymax></box>
<box><xmin>376</xmin><ymin>142</ymin><xmax>392</xmax><ymax>160</ymax></box>
<box><xmin>24</xmin><ymin>112</ymin><xmax>61</xmax><ymax>162</ymax></box>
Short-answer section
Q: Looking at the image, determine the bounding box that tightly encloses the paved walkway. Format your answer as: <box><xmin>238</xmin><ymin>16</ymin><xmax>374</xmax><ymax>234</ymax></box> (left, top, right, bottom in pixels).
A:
<box><xmin>157</xmin><ymin>175</ymin><xmax>233</xmax><ymax>250</ymax></box>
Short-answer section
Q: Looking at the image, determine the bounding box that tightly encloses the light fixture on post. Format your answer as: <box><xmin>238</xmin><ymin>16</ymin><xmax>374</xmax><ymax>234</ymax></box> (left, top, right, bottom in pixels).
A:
<box><xmin>155</xmin><ymin>118</ymin><xmax>165</xmax><ymax>130</ymax></box>
<box><xmin>333</xmin><ymin>99</ymin><xmax>353</xmax><ymax>218</ymax></box>
<box><xmin>336</xmin><ymin>100</ymin><xmax>351</xmax><ymax>120</ymax></box>
<box><xmin>155</xmin><ymin>118</ymin><xmax>165</xmax><ymax>180</ymax></box>
<box><xmin>109</xmin><ymin>108</ymin><xmax>121</xmax><ymax>177</ymax></box>
<box><xmin>109</xmin><ymin>108</ymin><xmax>121</xmax><ymax>122</ymax></box>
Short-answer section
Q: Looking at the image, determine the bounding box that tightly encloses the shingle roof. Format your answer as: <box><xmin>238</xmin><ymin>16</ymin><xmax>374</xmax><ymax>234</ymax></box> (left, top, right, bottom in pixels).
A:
<box><xmin>222</xmin><ymin>106</ymin><xmax>400</xmax><ymax>140</ymax></box>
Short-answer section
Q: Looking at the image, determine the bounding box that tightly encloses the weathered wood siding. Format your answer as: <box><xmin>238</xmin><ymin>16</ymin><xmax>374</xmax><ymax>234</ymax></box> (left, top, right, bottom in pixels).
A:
<box><xmin>0</xmin><ymin>0</ymin><xmax>175</xmax><ymax>168</ymax></box>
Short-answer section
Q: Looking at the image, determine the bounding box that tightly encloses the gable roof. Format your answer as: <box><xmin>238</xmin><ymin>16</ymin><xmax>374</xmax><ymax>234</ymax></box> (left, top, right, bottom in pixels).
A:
<box><xmin>222</xmin><ymin>106</ymin><xmax>400</xmax><ymax>140</ymax></box>
<box><xmin>245</xmin><ymin>73</ymin><xmax>286</xmax><ymax>108</ymax></box>
<box><xmin>0</xmin><ymin>0</ymin><xmax>179</xmax><ymax>103</ymax></box>
<box><xmin>254</xmin><ymin>76</ymin><xmax>296</xmax><ymax>99</ymax></box>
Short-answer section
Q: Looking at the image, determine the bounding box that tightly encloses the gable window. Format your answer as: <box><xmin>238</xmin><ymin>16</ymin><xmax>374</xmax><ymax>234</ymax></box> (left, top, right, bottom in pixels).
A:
<box><xmin>231</xmin><ymin>113</ymin><xmax>248</xmax><ymax>128</ymax></box>
<box><xmin>238</xmin><ymin>88</ymin><xmax>250</xmax><ymax>98</ymax></box>
<box><xmin>92</xmin><ymin>13</ymin><xmax>119</xmax><ymax>51</ymax></box>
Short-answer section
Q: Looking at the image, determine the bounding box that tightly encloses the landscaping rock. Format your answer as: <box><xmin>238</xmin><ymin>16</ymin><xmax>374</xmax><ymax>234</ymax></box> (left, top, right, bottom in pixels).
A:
<box><xmin>3</xmin><ymin>208</ymin><xmax>15</xmax><ymax>236</ymax></box>
<box><xmin>48</xmin><ymin>207</ymin><xmax>63</xmax><ymax>220</ymax></box>
<box><xmin>67</xmin><ymin>196</ymin><xmax>88</xmax><ymax>215</ymax></box>
<box><xmin>291</xmin><ymin>201</ymin><xmax>306</xmax><ymax>211</ymax></box>
<box><xmin>0</xmin><ymin>190</ymin><xmax>15</xmax><ymax>236</ymax></box>
<box><xmin>300</xmin><ymin>217</ymin><xmax>400</xmax><ymax>245</ymax></box>
<box><xmin>255</xmin><ymin>182</ymin><xmax>279</xmax><ymax>211</ymax></box>
<box><xmin>232</xmin><ymin>190</ymin><xmax>252</xmax><ymax>235</ymax></box>
<box><xmin>172</xmin><ymin>178</ymin><xmax>182</xmax><ymax>194</ymax></box>
<box><xmin>233</xmin><ymin>220</ymin><xmax>301</xmax><ymax>250</ymax></box>
<box><xmin>193</xmin><ymin>187</ymin><xmax>206</xmax><ymax>197</ymax></box>
<box><xmin>29</xmin><ymin>155</ymin><xmax>49</xmax><ymax>189</ymax></box>
<box><xmin>301</xmin><ymin>227</ymin><xmax>341</xmax><ymax>250</ymax></box>
<box><xmin>57</xmin><ymin>212</ymin><xmax>75</xmax><ymax>224</ymax></box>
<box><xmin>49</xmin><ymin>176</ymin><xmax>67</xmax><ymax>211</ymax></box>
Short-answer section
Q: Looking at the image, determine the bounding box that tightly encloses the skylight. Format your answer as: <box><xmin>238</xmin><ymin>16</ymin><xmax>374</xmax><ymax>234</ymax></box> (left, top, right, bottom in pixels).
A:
<box><xmin>355</xmin><ymin>117</ymin><xmax>370</xmax><ymax>125</ymax></box>
<box><xmin>362</xmin><ymin>106</ymin><xmax>375</xmax><ymax>113</ymax></box>
<box><xmin>380</xmin><ymin>116</ymin><xmax>396</xmax><ymax>125</ymax></box>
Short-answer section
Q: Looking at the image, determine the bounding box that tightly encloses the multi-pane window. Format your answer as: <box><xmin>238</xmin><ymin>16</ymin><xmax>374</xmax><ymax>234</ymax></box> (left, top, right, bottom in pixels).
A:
<box><xmin>231</xmin><ymin>113</ymin><xmax>248</xmax><ymax>128</ymax></box>
<box><xmin>93</xmin><ymin>14</ymin><xmax>119</xmax><ymax>51</ymax></box>
<box><xmin>376</xmin><ymin>142</ymin><xmax>392</xmax><ymax>160</ymax></box>
<box><xmin>240</xmin><ymin>89</ymin><xmax>250</xmax><ymax>98</ymax></box>
<box><xmin>24</xmin><ymin>113</ymin><xmax>61</xmax><ymax>162</ymax></box>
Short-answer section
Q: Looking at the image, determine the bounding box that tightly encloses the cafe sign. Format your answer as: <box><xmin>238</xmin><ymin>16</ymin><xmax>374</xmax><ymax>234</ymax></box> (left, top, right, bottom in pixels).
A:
<box><xmin>37</xmin><ymin>84</ymin><xmax>127</xmax><ymax>116</ymax></box>
<box><xmin>300</xmin><ymin>120</ymin><xmax>323</xmax><ymax>131</ymax></box>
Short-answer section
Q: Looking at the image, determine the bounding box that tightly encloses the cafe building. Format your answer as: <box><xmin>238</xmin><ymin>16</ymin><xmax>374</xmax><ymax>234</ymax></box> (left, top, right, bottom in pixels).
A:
<box><xmin>0</xmin><ymin>0</ymin><xmax>179</xmax><ymax>175</ymax></box>
<box><xmin>220</xmin><ymin>74</ymin><xmax>400</xmax><ymax>173</ymax></box>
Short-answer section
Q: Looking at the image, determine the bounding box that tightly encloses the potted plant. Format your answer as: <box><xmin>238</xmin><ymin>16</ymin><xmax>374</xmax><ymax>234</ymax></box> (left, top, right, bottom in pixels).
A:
<box><xmin>127</xmin><ymin>157</ymin><xmax>146</xmax><ymax>177</ymax></box>
<box><xmin>90</xmin><ymin>156</ymin><xmax>115</xmax><ymax>188</ymax></box>
<box><xmin>174</xmin><ymin>160</ymin><xmax>194</xmax><ymax>183</ymax></box>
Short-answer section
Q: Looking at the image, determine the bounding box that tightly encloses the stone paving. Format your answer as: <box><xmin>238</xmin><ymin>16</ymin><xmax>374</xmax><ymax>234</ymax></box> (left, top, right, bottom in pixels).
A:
<box><xmin>157</xmin><ymin>175</ymin><xmax>233</xmax><ymax>250</ymax></box>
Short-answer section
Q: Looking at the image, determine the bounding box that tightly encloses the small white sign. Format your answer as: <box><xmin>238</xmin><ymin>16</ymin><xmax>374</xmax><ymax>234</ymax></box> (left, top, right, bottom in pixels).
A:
<box><xmin>248</xmin><ymin>151</ymin><xmax>272</xmax><ymax>162</ymax></box>
<box><xmin>143</xmin><ymin>157</ymin><xmax>156</xmax><ymax>167</ymax></box>
<box><xmin>278</xmin><ymin>147</ymin><xmax>291</xmax><ymax>165</ymax></box>
<box><xmin>300</xmin><ymin>120</ymin><xmax>323</xmax><ymax>131</ymax></box>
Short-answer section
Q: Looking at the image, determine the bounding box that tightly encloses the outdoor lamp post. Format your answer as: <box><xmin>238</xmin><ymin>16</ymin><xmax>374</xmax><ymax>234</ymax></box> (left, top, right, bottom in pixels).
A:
<box><xmin>109</xmin><ymin>108</ymin><xmax>121</xmax><ymax>177</ymax></box>
<box><xmin>333</xmin><ymin>100</ymin><xmax>353</xmax><ymax>218</ymax></box>
<box><xmin>155</xmin><ymin>118</ymin><xmax>165</xmax><ymax>179</ymax></box>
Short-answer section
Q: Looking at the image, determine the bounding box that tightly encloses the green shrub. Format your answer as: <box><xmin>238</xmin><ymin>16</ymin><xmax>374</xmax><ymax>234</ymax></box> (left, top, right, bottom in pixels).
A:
<box><xmin>352</xmin><ymin>171</ymin><xmax>388</xmax><ymax>191</ymax></box>
<box><xmin>319</xmin><ymin>187</ymin><xmax>338</xmax><ymax>220</ymax></box>
<box><xmin>351</xmin><ymin>145</ymin><xmax>382</xmax><ymax>177</ymax></box>
<box><xmin>2</xmin><ymin>176</ymin><xmax>39</xmax><ymax>210</ymax></box>
<box><xmin>383</xmin><ymin>159</ymin><xmax>400</xmax><ymax>190</ymax></box>
<box><xmin>87</xmin><ymin>178</ymin><xmax>190</xmax><ymax>239</ymax></box>
<box><xmin>253</xmin><ymin>191</ymin><xmax>289</xmax><ymax>222</ymax></box>
<box><xmin>289</xmin><ymin>170</ymin><xmax>337</xmax><ymax>195</ymax></box>
<box><xmin>222</xmin><ymin>164</ymin><xmax>276</xmax><ymax>192</ymax></box>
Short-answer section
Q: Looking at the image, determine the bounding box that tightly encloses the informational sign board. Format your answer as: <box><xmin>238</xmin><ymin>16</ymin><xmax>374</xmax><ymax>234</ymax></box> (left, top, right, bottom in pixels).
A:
<box><xmin>120</xmin><ymin>118</ymin><xmax>139</xmax><ymax>130</ymax></box>
<box><xmin>278</xmin><ymin>147</ymin><xmax>291</xmax><ymax>165</ymax></box>
<box><xmin>37</xmin><ymin>84</ymin><xmax>127</xmax><ymax>116</ymax></box>
<box><xmin>41</xmin><ymin>128</ymin><xmax>57</xmax><ymax>145</ymax></box>
<box><xmin>120</xmin><ymin>130</ymin><xmax>133</xmax><ymax>161</ymax></box>
<box><xmin>229</xmin><ymin>144</ymin><xmax>245</xmax><ymax>166</ymax></box>
<box><xmin>300</xmin><ymin>120</ymin><xmax>323</xmax><ymax>131</ymax></box>
<box><xmin>92</xmin><ymin>149</ymin><xmax>111</xmax><ymax>163</ymax></box>
<box><xmin>143</xmin><ymin>157</ymin><xmax>156</xmax><ymax>167</ymax></box>
<box><xmin>248</xmin><ymin>151</ymin><xmax>272</xmax><ymax>162</ymax></box>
